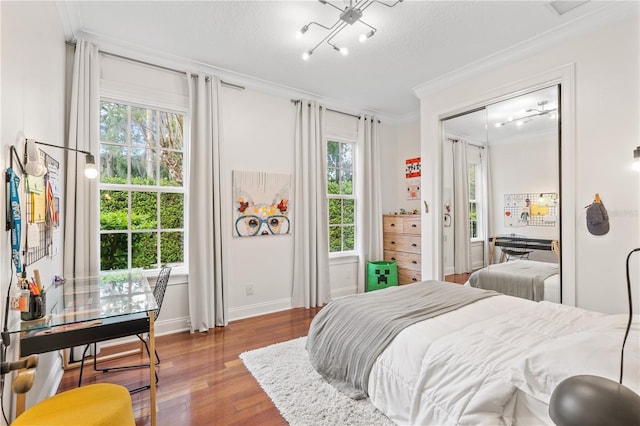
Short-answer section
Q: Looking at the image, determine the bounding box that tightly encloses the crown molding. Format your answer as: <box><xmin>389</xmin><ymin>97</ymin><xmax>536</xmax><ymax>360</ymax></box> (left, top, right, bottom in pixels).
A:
<box><xmin>56</xmin><ymin>1</ymin><xmax>416</xmax><ymax>124</ymax></box>
<box><xmin>413</xmin><ymin>1</ymin><xmax>638</xmax><ymax>99</ymax></box>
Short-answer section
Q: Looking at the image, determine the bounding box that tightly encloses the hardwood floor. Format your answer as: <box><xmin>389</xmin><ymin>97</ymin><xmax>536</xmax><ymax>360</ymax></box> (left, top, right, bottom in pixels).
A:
<box><xmin>57</xmin><ymin>307</ymin><xmax>322</xmax><ymax>425</ymax></box>
<box><xmin>444</xmin><ymin>273</ymin><xmax>470</xmax><ymax>284</ymax></box>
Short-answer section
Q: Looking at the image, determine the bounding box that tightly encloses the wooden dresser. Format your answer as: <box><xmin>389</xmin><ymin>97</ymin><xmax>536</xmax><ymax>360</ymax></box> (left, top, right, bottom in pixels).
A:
<box><xmin>383</xmin><ymin>215</ymin><xmax>422</xmax><ymax>284</ymax></box>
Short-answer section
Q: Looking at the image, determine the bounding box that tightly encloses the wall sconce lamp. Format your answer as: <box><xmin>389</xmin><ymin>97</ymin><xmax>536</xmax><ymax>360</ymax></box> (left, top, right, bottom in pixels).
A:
<box><xmin>26</xmin><ymin>139</ymin><xmax>98</xmax><ymax>179</ymax></box>
<box><xmin>8</xmin><ymin>139</ymin><xmax>98</xmax><ymax>179</ymax></box>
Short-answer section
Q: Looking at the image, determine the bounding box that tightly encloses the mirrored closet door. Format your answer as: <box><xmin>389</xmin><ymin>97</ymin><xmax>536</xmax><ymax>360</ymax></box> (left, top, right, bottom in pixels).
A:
<box><xmin>441</xmin><ymin>85</ymin><xmax>562</xmax><ymax>302</ymax></box>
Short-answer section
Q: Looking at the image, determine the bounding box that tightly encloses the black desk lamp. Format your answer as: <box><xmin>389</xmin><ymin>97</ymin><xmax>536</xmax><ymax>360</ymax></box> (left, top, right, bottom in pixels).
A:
<box><xmin>549</xmin><ymin>248</ymin><xmax>640</xmax><ymax>425</ymax></box>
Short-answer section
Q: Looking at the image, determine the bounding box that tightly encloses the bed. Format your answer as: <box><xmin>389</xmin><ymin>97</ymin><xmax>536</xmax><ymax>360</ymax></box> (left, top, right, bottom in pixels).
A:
<box><xmin>466</xmin><ymin>259</ymin><xmax>560</xmax><ymax>302</ymax></box>
<box><xmin>306</xmin><ymin>281</ymin><xmax>640</xmax><ymax>426</ymax></box>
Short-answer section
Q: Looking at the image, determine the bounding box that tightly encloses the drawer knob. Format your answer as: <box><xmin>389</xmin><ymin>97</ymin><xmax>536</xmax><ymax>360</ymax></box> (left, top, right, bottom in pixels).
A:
<box><xmin>391</xmin><ymin>241</ymin><xmax>396</xmax><ymax>245</ymax></box>
<box><xmin>391</xmin><ymin>257</ymin><xmax>396</xmax><ymax>261</ymax></box>
<box><xmin>390</xmin><ymin>223</ymin><xmax>396</xmax><ymax>227</ymax></box>
<box><xmin>412</xmin><ymin>260</ymin><xmax>417</xmax><ymax>264</ymax></box>
<box><xmin>411</xmin><ymin>243</ymin><xmax>417</xmax><ymax>247</ymax></box>
<box><xmin>411</xmin><ymin>224</ymin><xmax>417</xmax><ymax>228</ymax></box>
<box><xmin>412</xmin><ymin>277</ymin><xmax>418</xmax><ymax>282</ymax></box>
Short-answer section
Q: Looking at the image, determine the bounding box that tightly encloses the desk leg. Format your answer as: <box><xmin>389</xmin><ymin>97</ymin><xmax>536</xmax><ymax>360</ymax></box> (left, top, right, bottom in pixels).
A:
<box><xmin>149</xmin><ymin>311</ymin><xmax>156</xmax><ymax>426</ymax></box>
<box><xmin>489</xmin><ymin>237</ymin><xmax>496</xmax><ymax>264</ymax></box>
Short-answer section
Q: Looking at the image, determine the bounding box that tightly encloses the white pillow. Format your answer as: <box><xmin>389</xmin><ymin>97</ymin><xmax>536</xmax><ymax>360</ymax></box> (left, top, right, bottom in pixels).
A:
<box><xmin>510</xmin><ymin>315</ymin><xmax>640</xmax><ymax>403</ymax></box>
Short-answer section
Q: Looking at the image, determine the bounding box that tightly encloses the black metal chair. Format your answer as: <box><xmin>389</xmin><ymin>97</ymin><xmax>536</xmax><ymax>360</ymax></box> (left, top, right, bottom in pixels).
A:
<box><xmin>78</xmin><ymin>267</ymin><xmax>172</xmax><ymax>390</ymax></box>
<box><xmin>498</xmin><ymin>234</ymin><xmax>532</xmax><ymax>262</ymax></box>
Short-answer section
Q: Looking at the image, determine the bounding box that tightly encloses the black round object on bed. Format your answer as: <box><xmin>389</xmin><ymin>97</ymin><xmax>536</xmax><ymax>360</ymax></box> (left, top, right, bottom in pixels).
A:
<box><xmin>549</xmin><ymin>375</ymin><xmax>640</xmax><ymax>426</ymax></box>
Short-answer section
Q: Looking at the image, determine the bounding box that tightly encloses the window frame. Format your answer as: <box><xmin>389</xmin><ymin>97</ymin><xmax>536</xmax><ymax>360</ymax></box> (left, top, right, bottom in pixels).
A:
<box><xmin>467</xmin><ymin>159</ymin><xmax>483</xmax><ymax>242</ymax></box>
<box><xmin>326</xmin><ymin>137</ymin><xmax>357</xmax><ymax>258</ymax></box>
<box><xmin>98</xmin><ymin>97</ymin><xmax>189</xmax><ymax>274</ymax></box>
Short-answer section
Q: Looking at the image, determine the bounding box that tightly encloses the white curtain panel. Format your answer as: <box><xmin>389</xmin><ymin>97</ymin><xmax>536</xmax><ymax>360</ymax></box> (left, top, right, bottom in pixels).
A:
<box><xmin>356</xmin><ymin>116</ymin><xmax>383</xmax><ymax>293</ymax></box>
<box><xmin>452</xmin><ymin>140</ymin><xmax>472</xmax><ymax>273</ymax></box>
<box><xmin>484</xmin><ymin>146</ymin><xmax>493</xmax><ymax>265</ymax></box>
<box><xmin>187</xmin><ymin>73</ymin><xmax>227</xmax><ymax>330</ymax></box>
<box><xmin>63</xmin><ymin>40</ymin><xmax>100</xmax><ymax>360</ymax></box>
<box><xmin>292</xmin><ymin>101</ymin><xmax>330</xmax><ymax>308</ymax></box>
<box><xmin>63</xmin><ymin>39</ymin><xmax>100</xmax><ymax>277</ymax></box>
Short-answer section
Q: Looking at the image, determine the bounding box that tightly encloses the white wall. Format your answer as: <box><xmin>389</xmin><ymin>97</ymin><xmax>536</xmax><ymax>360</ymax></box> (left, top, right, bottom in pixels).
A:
<box><xmin>417</xmin><ymin>9</ymin><xmax>639</xmax><ymax>314</ymax></box>
<box><xmin>1</xmin><ymin>1</ymin><xmax>67</xmax><ymax>417</ymax></box>
<box><xmin>379</xmin><ymin>119</ymin><xmax>421</xmax><ymax>215</ymax></box>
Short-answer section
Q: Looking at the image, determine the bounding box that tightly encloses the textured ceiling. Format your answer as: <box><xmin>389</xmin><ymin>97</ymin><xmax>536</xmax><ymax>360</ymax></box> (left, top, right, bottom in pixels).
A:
<box><xmin>59</xmin><ymin>0</ymin><xmax>624</xmax><ymax>120</ymax></box>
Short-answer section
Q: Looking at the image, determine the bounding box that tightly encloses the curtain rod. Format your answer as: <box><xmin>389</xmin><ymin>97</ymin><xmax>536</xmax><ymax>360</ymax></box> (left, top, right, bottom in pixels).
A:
<box><xmin>66</xmin><ymin>41</ymin><xmax>245</xmax><ymax>90</ymax></box>
<box><xmin>447</xmin><ymin>138</ymin><xmax>486</xmax><ymax>149</ymax></box>
<box><xmin>291</xmin><ymin>100</ymin><xmax>381</xmax><ymax>123</ymax></box>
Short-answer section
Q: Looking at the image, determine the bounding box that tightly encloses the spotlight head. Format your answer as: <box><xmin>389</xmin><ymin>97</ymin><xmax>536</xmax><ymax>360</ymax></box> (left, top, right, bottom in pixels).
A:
<box><xmin>359</xmin><ymin>30</ymin><xmax>375</xmax><ymax>43</ymax></box>
<box><xmin>332</xmin><ymin>44</ymin><xmax>348</xmax><ymax>56</ymax></box>
<box><xmin>302</xmin><ymin>50</ymin><xmax>313</xmax><ymax>61</ymax></box>
<box><xmin>296</xmin><ymin>24</ymin><xmax>309</xmax><ymax>39</ymax></box>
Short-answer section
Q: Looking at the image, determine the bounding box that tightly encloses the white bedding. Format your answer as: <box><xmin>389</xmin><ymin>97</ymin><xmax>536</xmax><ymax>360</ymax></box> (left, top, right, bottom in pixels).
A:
<box><xmin>367</xmin><ymin>295</ymin><xmax>640</xmax><ymax>425</ymax></box>
<box><xmin>464</xmin><ymin>260</ymin><xmax>560</xmax><ymax>303</ymax></box>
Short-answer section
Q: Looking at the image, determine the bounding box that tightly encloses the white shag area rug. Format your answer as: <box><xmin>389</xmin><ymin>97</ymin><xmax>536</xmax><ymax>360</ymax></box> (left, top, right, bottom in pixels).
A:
<box><xmin>240</xmin><ymin>336</ymin><xmax>394</xmax><ymax>426</ymax></box>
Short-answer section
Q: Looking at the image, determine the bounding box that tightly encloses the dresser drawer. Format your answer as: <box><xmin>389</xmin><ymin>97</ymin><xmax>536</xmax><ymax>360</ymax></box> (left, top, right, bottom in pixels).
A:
<box><xmin>403</xmin><ymin>217</ymin><xmax>421</xmax><ymax>235</ymax></box>
<box><xmin>383</xmin><ymin>216</ymin><xmax>404</xmax><ymax>233</ymax></box>
<box><xmin>384</xmin><ymin>250</ymin><xmax>421</xmax><ymax>271</ymax></box>
<box><xmin>398</xmin><ymin>268</ymin><xmax>421</xmax><ymax>285</ymax></box>
<box><xmin>383</xmin><ymin>235</ymin><xmax>421</xmax><ymax>254</ymax></box>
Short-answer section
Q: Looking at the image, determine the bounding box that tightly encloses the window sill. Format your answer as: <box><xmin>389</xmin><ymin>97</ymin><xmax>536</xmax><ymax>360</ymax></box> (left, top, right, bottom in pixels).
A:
<box><xmin>329</xmin><ymin>253</ymin><xmax>359</xmax><ymax>265</ymax></box>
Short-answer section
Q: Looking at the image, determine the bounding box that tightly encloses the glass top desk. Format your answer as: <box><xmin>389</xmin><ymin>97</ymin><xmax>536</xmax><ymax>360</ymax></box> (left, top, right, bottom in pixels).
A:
<box><xmin>9</xmin><ymin>269</ymin><xmax>158</xmax><ymax>425</ymax></box>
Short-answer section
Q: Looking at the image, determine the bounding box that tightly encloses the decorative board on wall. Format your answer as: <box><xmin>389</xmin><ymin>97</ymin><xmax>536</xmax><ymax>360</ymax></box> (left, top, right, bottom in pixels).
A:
<box><xmin>232</xmin><ymin>170</ymin><xmax>292</xmax><ymax>237</ymax></box>
<box><xmin>405</xmin><ymin>157</ymin><xmax>421</xmax><ymax>200</ymax></box>
<box><xmin>504</xmin><ymin>192</ymin><xmax>558</xmax><ymax>227</ymax></box>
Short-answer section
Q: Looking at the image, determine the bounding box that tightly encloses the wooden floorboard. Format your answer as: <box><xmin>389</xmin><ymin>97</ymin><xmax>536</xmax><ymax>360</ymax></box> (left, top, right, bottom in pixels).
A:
<box><xmin>444</xmin><ymin>273</ymin><xmax>470</xmax><ymax>284</ymax></box>
<box><xmin>57</xmin><ymin>307</ymin><xmax>322</xmax><ymax>425</ymax></box>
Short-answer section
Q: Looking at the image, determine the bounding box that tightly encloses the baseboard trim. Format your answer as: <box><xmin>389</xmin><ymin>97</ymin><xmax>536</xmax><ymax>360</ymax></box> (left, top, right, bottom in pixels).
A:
<box><xmin>228</xmin><ymin>297</ymin><xmax>292</xmax><ymax>322</ymax></box>
<box><xmin>330</xmin><ymin>285</ymin><xmax>357</xmax><ymax>299</ymax></box>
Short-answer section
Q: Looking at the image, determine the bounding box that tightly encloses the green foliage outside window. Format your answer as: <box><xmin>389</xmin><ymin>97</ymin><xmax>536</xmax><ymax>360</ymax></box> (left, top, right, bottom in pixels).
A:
<box><xmin>99</xmin><ymin>101</ymin><xmax>185</xmax><ymax>270</ymax></box>
<box><xmin>327</xmin><ymin>140</ymin><xmax>355</xmax><ymax>253</ymax></box>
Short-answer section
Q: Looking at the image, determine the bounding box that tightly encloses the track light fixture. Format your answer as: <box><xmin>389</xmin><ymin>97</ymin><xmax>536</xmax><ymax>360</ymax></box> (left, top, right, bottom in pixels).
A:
<box><xmin>298</xmin><ymin>0</ymin><xmax>403</xmax><ymax>60</ymax></box>
<box><xmin>494</xmin><ymin>100</ymin><xmax>558</xmax><ymax>128</ymax></box>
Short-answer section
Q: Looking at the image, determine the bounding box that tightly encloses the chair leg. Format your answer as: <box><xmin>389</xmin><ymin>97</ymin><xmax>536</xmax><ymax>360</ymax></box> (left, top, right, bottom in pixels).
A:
<box><xmin>78</xmin><ymin>344</ymin><xmax>92</xmax><ymax>387</ymax></box>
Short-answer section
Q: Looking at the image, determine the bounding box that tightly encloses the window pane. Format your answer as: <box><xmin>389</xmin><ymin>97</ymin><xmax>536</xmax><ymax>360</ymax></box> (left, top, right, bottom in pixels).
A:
<box><xmin>160</xmin><ymin>193</ymin><xmax>184</xmax><ymax>229</ymax></box>
<box><xmin>132</xmin><ymin>232</ymin><xmax>157</xmax><ymax>269</ymax></box>
<box><xmin>339</xmin><ymin>143</ymin><xmax>352</xmax><ymax>169</ymax></box>
<box><xmin>329</xmin><ymin>226</ymin><xmax>342</xmax><ymax>252</ymax></box>
<box><xmin>100</xmin><ymin>144</ymin><xmax>128</xmax><ymax>183</ymax></box>
<box><xmin>161</xmin><ymin>232</ymin><xmax>184</xmax><ymax>265</ymax></box>
<box><xmin>100</xmin><ymin>190</ymin><xmax>128</xmax><ymax>230</ymax></box>
<box><xmin>339</xmin><ymin>169</ymin><xmax>353</xmax><ymax>195</ymax></box>
<box><xmin>100</xmin><ymin>233</ymin><xmax>128</xmax><ymax>270</ymax></box>
<box><xmin>160</xmin><ymin>150</ymin><xmax>183</xmax><ymax>187</ymax></box>
<box><xmin>329</xmin><ymin>199</ymin><xmax>342</xmax><ymax>224</ymax></box>
<box><xmin>343</xmin><ymin>199</ymin><xmax>355</xmax><ymax>224</ymax></box>
<box><xmin>99</xmin><ymin>100</ymin><xmax>186</xmax><ymax>272</ymax></box>
<box><xmin>131</xmin><ymin>148</ymin><xmax>158</xmax><ymax>185</ymax></box>
<box><xmin>130</xmin><ymin>107</ymin><xmax>157</xmax><ymax>146</ymax></box>
<box><xmin>100</xmin><ymin>102</ymin><xmax>127</xmax><ymax>144</ymax></box>
<box><xmin>159</xmin><ymin>112</ymin><xmax>184</xmax><ymax>150</ymax></box>
<box><xmin>327</xmin><ymin>168</ymin><xmax>339</xmax><ymax>194</ymax></box>
<box><xmin>343</xmin><ymin>226</ymin><xmax>355</xmax><ymax>251</ymax></box>
<box><xmin>132</xmin><ymin>191</ymin><xmax>157</xmax><ymax>230</ymax></box>
<box><xmin>327</xmin><ymin>141</ymin><xmax>339</xmax><ymax>168</ymax></box>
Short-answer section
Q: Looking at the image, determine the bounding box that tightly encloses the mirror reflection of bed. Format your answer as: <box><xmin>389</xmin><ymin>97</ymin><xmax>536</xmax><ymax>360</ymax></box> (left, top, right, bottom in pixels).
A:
<box><xmin>441</xmin><ymin>86</ymin><xmax>561</xmax><ymax>302</ymax></box>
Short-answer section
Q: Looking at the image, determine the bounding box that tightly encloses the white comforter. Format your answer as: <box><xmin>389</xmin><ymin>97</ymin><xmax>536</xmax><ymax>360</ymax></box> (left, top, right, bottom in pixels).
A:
<box><xmin>368</xmin><ymin>296</ymin><xmax>640</xmax><ymax>425</ymax></box>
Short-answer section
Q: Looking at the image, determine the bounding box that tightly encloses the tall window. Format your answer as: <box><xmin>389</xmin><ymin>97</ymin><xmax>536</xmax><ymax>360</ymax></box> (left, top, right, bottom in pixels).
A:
<box><xmin>327</xmin><ymin>139</ymin><xmax>355</xmax><ymax>253</ymax></box>
<box><xmin>468</xmin><ymin>163</ymin><xmax>478</xmax><ymax>239</ymax></box>
<box><xmin>99</xmin><ymin>100</ymin><xmax>186</xmax><ymax>271</ymax></box>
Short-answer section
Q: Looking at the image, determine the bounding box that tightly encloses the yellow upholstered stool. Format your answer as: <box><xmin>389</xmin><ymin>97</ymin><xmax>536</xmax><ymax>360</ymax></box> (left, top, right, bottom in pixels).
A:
<box><xmin>12</xmin><ymin>383</ymin><xmax>135</xmax><ymax>426</ymax></box>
